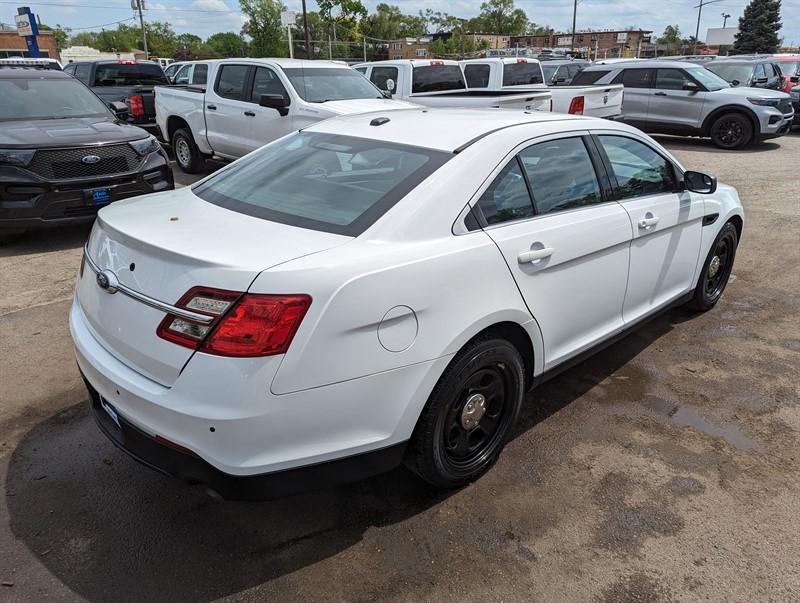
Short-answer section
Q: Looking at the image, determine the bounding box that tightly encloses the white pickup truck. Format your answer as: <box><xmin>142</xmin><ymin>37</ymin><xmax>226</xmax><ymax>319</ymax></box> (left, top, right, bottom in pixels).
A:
<box><xmin>458</xmin><ymin>57</ymin><xmax>624</xmax><ymax>118</ymax></box>
<box><xmin>353</xmin><ymin>59</ymin><xmax>552</xmax><ymax>112</ymax></box>
<box><xmin>155</xmin><ymin>58</ymin><xmax>416</xmax><ymax>173</ymax></box>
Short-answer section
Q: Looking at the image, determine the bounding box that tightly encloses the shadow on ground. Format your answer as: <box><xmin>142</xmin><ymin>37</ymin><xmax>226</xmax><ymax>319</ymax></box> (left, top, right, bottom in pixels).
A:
<box><xmin>5</xmin><ymin>308</ymin><xmax>686</xmax><ymax>601</ymax></box>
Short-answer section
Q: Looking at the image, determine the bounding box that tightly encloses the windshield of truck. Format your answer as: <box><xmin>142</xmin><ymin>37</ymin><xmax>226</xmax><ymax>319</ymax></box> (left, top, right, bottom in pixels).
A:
<box><xmin>704</xmin><ymin>64</ymin><xmax>749</xmax><ymax>87</ymax></box>
<box><xmin>777</xmin><ymin>61</ymin><xmax>799</xmax><ymax>75</ymax></box>
<box><xmin>411</xmin><ymin>65</ymin><xmax>466</xmax><ymax>93</ymax></box>
<box><xmin>193</xmin><ymin>132</ymin><xmax>450</xmax><ymax>236</ymax></box>
<box><xmin>0</xmin><ymin>78</ymin><xmax>110</xmax><ymax>120</ymax></box>
<box><xmin>282</xmin><ymin>67</ymin><xmax>383</xmax><ymax>102</ymax></box>
<box><xmin>502</xmin><ymin>62</ymin><xmax>544</xmax><ymax>86</ymax></box>
<box><xmin>94</xmin><ymin>62</ymin><xmax>168</xmax><ymax>86</ymax></box>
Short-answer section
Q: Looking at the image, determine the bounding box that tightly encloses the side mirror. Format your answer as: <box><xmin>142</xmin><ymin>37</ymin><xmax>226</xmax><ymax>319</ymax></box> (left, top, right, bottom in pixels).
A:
<box><xmin>754</xmin><ymin>77</ymin><xmax>768</xmax><ymax>85</ymax></box>
<box><xmin>259</xmin><ymin>94</ymin><xmax>290</xmax><ymax>116</ymax></box>
<box><xmin>682</xmin><ymin>81</ymin><xmax>700</xmax><ymax>92</ymax></box>
<box><xmin>790</xmin><ymin>75</ymin><xmax>799</xmax><ymax>83</ymax></box>
<box><xmin>555</xmin><ymin>76</ymin><xmax>567</xmax><ymax>84</ymax></box>
<box><xmin>109</xmin><ymin>101</ymin><xmax>129</xmax><ymax>116</ymax></box>
<box><xmin>382</xmin><ymin>89</ymin><xmax>393</xmax><ymax>99</ymax></box>
<box><xmin>684</xmin><ymin>170</ymin><xmax>717</xmax><ymax>194</ymax></box>
<box><xmin>730</xmin><ymin>79</ymin><xmax>741</xmax><ymax>87</ymax></box>
<box><xmin>385</xmin><ymin>78</ymin><xmax>395</xmax><ymax>92</ymax></box>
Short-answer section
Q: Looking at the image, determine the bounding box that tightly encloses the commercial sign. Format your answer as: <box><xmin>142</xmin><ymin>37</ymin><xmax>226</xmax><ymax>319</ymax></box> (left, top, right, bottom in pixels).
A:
<box><xmin>280</xmin><ymin>10</ymin><xmax>296</xmax><ymax>26</ymax></box>
<box><xmin>14</xmin><ymin>13</ymin><xmax>33</xmax><ymax>36</ymax></box>
<box><xmin>556</xmin><ymin>36</ymin><xmax>572</xmax><ymax>46</ymax></box>
<box><xmin>616</xmin><ymin>32</ymin><xmax>628</xmax><ymax>43</ymax></box>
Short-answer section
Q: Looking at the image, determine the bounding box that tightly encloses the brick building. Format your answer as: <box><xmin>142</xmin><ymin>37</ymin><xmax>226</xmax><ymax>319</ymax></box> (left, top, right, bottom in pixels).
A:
<box><xmin>468</xmin><ymin>33</ymin><xmax>510</xmax><ymax>49</ymax></box>
<box><xmin>0</xmin><ymin>24</ymin><xmax>58</xmax><ymax>59</ymax></box>
<box><xmin>387</xmin><ymin>36</ymin><xmax>433</xmax><ymax>60</ymax></box>
<box><xmin>510</xmin><ymin>29</ymin><xmax>652</xmax><ymax>58</ymax></box>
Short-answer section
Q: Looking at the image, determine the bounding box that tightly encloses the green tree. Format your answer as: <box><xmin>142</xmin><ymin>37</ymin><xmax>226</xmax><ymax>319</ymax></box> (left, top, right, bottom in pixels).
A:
<box><xmin>94</xmin><ymin>24</ymin><xmax>139</xmax><ymax>52</ymax></box>
<box><xmin>240</xmin><ymin>0</ymin><xmax>288</xmax><ymax>57</ymax></box>
<box><xmin>145</xmin><ymin>21</ymin><xmax>178</xmax><ymax>57</ymax></box>
<box><xmin>474</xmin><ymin>0</ymin><xmax>528</xmax><ymax>35</ymax></box>
<box><xmin>419</xmin><ymin>9</ymin><xmax>461</xmax><ymax>33</ymax></box>
<box><xmin>317</xmin><ymin>0</ymin><xmax>368</xmax><ymax>40</ymax></box>
<box><xmin>656</xmin><ymin>24</ymin><xmax>688</xmax><ymax>54</ymax></box>
<box><xmin>40</xmin><ymin>23</ymin><xmax>70</xmax><ymax>52</ymax></box>
<box><xmin>733</xmin><ymin>0</ymin><xmax>782</xmax><ymax>54</ymax></box>
<box><xmin>206</xmin><ymin>32</ymin><xmax>248</xmax><ymax>57</ymax></box>
<box><xmin>526</xmin><ymin>22</ymin><xmax>551</xmax><ymax>36</ymax></box>
<box><xmin>69</xmin><ymin>31</ymin><xmax>99</xmax><ymax>47</ymax></box>
<box><xmin>428</xmin><ymin>30</ymin><xmax>482</xmax><ymax>58</ymax></box>
<box><xmin>360</xmin><ymin>4</ymin><xmax>425</xmax><ymax>40</ymax></box>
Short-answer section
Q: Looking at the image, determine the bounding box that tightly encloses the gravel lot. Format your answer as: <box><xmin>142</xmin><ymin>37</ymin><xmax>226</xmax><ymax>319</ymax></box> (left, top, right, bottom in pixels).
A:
<box><xmin>1</xmin><ymin>132</ymin><xmax>798</xmax><ymax>602</ymax></box>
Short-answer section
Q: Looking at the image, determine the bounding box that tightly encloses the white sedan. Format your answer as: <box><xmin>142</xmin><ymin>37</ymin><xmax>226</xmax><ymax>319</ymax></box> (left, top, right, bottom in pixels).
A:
<box><xmin>71</xmin><ymin>108</ymin><xmax>743</xmax><ymax>499</ymax></box>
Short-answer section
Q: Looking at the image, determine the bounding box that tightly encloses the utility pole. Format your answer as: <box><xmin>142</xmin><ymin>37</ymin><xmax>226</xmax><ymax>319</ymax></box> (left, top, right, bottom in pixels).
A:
<box><xmin>692</xmin><ymin>0</ymin><xmax>722</xmax><ymax>54</ymax></box>
<box><xmin>301</xmin><ymin>0</ymin><xmax>311</xmax><ymax>59</ymax></box>
<box><xmin>133</xmin><ymin>0</ymin><xmax>148</xmax><ymax>58</ymax></box>
<box><xmin>570</xmin><ymin>0</ymin><xmax>577</xmax><ymax>55</ymax></box>
<box><xmin>721</xmin><ymin>12</ymin><xmax>731</xmax><ymax>27</ymax></box>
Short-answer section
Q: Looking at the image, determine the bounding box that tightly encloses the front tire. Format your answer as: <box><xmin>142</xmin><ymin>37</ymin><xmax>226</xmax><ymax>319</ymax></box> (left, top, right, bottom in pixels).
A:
<box><xmin>172</xmin><ymin>128</ymin><xmax>205</xmax><ymax>174</ymax></box>
<box><xmin>688</xmin><ymin>221</ymin><xmax>738</xmax><ymax>311</ymax></box>
<box><xmin>406</xmin><ymin>336</ymin><xmax>524</xmax><ymax>488</ymax></box>
<box><xmin>709</xmin><ymin>113</ymin><xmax>753</xmax><ymax>150</ymax></box>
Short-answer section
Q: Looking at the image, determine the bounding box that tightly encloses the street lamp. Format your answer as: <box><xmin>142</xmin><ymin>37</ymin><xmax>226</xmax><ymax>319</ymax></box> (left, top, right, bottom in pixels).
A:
<box><xmin>722</xmin><ymin>12</ymin><xmax>731</xmax><ymax>27</ymax></box>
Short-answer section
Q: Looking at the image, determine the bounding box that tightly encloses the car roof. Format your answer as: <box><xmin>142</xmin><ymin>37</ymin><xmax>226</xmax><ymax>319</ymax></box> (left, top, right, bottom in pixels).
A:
<box><xmin>356</xmin><ymin>59</ymin><xmax>460</xmax><ymax>67</ymax></box>
<box><xmin>216</xmin><ymin>58</ymin><xmax>353</xmax><ymax>69</ymax></box>
<box><xmin>711</xmin><ymin>57</ymin><xmax>774</xmax><ymax>64</ymax></box>
<box><xmin>305</xmin><ymin>107</ymin><xmax>598</xmax><ymax>152</ymax></box>
<box><xmin>0</xmin><ymin>67</ymin><xmax>72</xmax><ymax>79</ymax></box>
<box><xmin>585</xmin><ymin>60</ymin><xmax>693</xmax><ymax>70</ymax></box>
<box><xmin>460</xmin><ymin>57</ymin><xmax>541</xmax><ymax>64</ymax></box>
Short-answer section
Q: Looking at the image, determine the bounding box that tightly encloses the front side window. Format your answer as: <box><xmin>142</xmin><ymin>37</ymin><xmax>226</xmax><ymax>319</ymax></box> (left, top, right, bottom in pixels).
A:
<box><xmin>655</xmin><ymin>68</ymin><xmax>693</xmax><ymax>90</ymax></box>
<box><xmin>411</xmin><ymin>65</ymin><xmax>465</xmax><ymax>93</ymax></box>
<box><xmin>598</xmin><ymin>135</ymin><xmax>677</xmax><ymax>199</ymax></box>
<box><xmin>251</xmin><ymin>66</ymin><xmax>289</xmax><ymax>103</ymax></box>
<box><xmin>464</xmin><ymin>64</ymin><xmax>490</xmax><ymax>88</ymax></box>
<box><xmin>754</xmin><ymin>63</ymin><xmax>767</xmax><ymax>80</ymax></box>
<box><xmin>0</xmin><ymin>79</ymin><xmax>110</xmax><ymax>120</ymax></box>
<box><xmin>74</xmin><ymin>63</ymin><xmax>91</xmax><ymax>83</ymax></box>
<box><xmin>502</xmin><ymin>62</ymin><xmax>544</xmax><ymax>86</ymax></box>
<box><xmin>370</xmin><ymin>66</ymin><xmax>398</xmax><ymax>91</ymax></box>
<box><xmin>282</xmin><ymin>67</ymin><xmax>383</xmax><ymax>102</ymax></box>
<box><xmin>192</xmin><ymin>132</ymin><xmax>450</xmax><ymax>236</ymax></box>
<box><xmin>476</xmin><ymin>159</ymin><xmax>534</xmax><ymax>225</ymax></box>
<box><xmin>174</xmin><ymin>65</ymin><xmax>191</xmax><ymax>85</ymax></box>
<box><xmin>215</xmin><ymin>64</ymin><xmax>249</xmax><ymax>100</ymax></box>
<box><xmin>519</xmin><ymin>137</ymin><xmax>602</xmax><ymax>215</ymax></box>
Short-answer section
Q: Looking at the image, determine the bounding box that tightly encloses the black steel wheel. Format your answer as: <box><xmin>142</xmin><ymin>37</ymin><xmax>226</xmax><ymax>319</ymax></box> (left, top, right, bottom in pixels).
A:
<box><xmin>710</xmin><ymin>113</ymin><xmax>753</xmax><ymax>150</ymax></box>
<box><xmin>406</xmin><ymin>336</ymin><xmax>524</xmax><ymax>488</ymax></box>
<box><xmin>689</xmin><ymin>222</ymin><xmax>739</xmax><ymax>311</ymax></box>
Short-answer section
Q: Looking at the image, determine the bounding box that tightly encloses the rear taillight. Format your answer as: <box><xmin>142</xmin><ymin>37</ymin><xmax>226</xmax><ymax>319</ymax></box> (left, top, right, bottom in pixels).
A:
<box><xmin>129</xmin><ymin>94</ymin><xmax>145</xmax><ymax>117</ymax></box>
<box><xmin>156</xmin><ymin>287</ymin><xmax>311</xmax><ymax>358</ymax></box>
<box><xmin>568</xmin><ymin>95</ymin><xmax>585</xmax><ymax>115</ymax></box>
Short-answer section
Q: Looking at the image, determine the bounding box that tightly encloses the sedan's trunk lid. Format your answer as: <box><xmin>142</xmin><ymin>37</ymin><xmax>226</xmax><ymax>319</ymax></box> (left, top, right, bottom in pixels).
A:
<box><xmin>77</xmin><ymin>187</ymin><xmax>350</xmax><ymax>386</ymax></box>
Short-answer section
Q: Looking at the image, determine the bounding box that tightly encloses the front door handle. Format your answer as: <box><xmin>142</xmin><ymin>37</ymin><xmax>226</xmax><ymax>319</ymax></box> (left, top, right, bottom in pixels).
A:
<box><xmin>654</xmin><ymin>91</ymin><xmax>667</xmax><ymax>96</ymax></box>
<box><xmin>518</xmin><ymin>247</ymin><xmax>554</xmax><ymax>264</ymax></box>
<box><xmin>244</xmin><ymin>110</ymin><xmax>255</xmax><ymax>117</ymax></box>
<box><xmin>638</xmin><ymin>215</ymin><xmax>660</xmax><ymax>229</ymax></box>
<box><xmin>206</xmin><ymin>104</ymin><xmax>217</xmax><ymax>110</ymax></box>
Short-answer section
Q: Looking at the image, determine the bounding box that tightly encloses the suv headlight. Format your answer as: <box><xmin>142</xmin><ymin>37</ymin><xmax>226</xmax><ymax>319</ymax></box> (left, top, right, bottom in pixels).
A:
<box><xmin>747</xmin><ymin>97</ymin><xmax>780</xmax><ymax>107</ymax></box>
<box><xmin>0</xmin><ymin>148</ymin><xmax>36</xmax><ymax>166</ymax></box>
<box><xmin>129</xmin><ymin>136</ymin><xmax>161</xmax><ymax>156</ymax></box>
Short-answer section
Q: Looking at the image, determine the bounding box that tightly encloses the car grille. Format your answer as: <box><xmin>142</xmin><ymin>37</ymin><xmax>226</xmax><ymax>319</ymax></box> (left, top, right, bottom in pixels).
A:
<box><xmin>27</xmin><ymin>144</ymin><xmax>141</xmax><ymax>180</ymax></box>
<box><xmin>778</xmin><ymin>98</ymin><xmax>793</xmax><ymax>114</ymax></box>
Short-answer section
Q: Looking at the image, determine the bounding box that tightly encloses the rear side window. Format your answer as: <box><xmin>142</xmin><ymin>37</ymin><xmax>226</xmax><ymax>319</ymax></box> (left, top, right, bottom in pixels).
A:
<box><xmin>598</xmin><ymin>135</ymin><xmax>677</xmax><ymax>199</ymax></box>
<box><xmin>571</xmin><ymin>69</ymin><xmax>609</xmax><ymax>85</ymax></box>
<box><xmin>502</xmin><ymin>62</ymin><xmax>544</xmax><ymax>86</ymax></box>
<box><xmin>192</xmin><ymin>132</ymin><xmax>450</xmax><ymax>236</ymax></box>
<box><xmin>94</xmin><ymin>63</ymin><xmax>167</xmax><ymax>86</ymax></box>
<box><xmin>412</xmin><ymin>65</ymin><xmax>465</xmax><ymax>93</ymax></box>
<box><xmin>612</xmin><ymin>68</ymin><xmax>654</xmax><ymax>88</ymax></box>
<box><xmin>216</xmin><ymin>64</ymin><xmax>249</xmax><ymax>100</ymax></box>
<box><xmin>519</xmin><ymin>137</ymin><xmax>602</xmax><ymax>215</ymax></box>
<box><xmin>464</xmin><ymin>64</ymin><xmax>490</xmax><ymax>88</ymax></box>
<box><xmin>370</xmin><ymin>66</ymin><xmax>398</xmax><ymax>91</ymax></box>
<box><xmin>74</xmin><ymin>63</ymin><xmax>90</xmax><ymax>83</ymax></box>
<box><xmin>476</xmin><ymin>159</ymin><xmax>534</xmax><ymax>225</ymax></box>
<box><xmin>192</xmin><ymin>64</ymin><xmax>208</xmax><ymax>85</ymax></box>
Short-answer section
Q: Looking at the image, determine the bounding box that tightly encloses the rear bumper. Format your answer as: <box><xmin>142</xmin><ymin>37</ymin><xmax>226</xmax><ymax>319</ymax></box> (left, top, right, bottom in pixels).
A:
<box><xmin>85</xmin><ymin>379</ymin><xmax>407</xmax><ymax>500</ymax></box>
<box><xmin>0</xmin><ymin>151</ymin><xmax>173</xmax><ymax>232</ymax></box>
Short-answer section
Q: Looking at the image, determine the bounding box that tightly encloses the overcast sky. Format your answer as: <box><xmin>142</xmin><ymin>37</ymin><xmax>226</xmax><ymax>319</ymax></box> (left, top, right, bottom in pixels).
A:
<box><xmin>3</xmin><ymin>0</ymin><xmax>799</xmax><ymax>49</ymax></box>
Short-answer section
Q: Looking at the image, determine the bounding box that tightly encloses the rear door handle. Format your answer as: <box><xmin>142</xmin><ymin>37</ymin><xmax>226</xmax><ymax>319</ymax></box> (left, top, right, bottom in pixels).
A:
<box><xmin>638</xmin><ymin>216</ymin><xmax>660</xmax><ymax>229</ymax></box>
<box><xmin>206</xmin><ymin>104</ymin><xmax>217</xmax><ymax>110</ymax></box>
<box><xmin>518</xmin><ymin>247</ymin><xmax>554</xmax><ymax>264</ymax></box>
<box><xmin>244</xmin><ymin>110</ymin><xmax>255</xmax><ymax>117</ymax></box>
<box><xmin>654</xmin><ymin>91</ymin><xmax>667</xmax><ymax>96</ymax></box>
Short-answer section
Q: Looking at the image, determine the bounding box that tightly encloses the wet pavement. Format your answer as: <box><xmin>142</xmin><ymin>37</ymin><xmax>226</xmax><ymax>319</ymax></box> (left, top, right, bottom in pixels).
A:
<box><xmin>1</xmin><ymin>133</ymin><xmax>799</xmax><ymax>601</ymax></box>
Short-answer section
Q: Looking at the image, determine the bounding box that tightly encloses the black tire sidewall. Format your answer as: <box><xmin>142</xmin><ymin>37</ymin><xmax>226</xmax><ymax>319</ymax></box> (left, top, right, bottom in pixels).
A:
<box><xmin>692</xmin><ymin>222</ymin><xmax>738</xmax><ymax>310</ymax></box>
<box><xmin>711</xmin><ymin>114</ymin><xmax>753</xmax><ymax>150</ymax></box>
<box><xmin>173</xmin><ymin>129</ymin><xmax>202</xmax><ymax>173</ymax></box>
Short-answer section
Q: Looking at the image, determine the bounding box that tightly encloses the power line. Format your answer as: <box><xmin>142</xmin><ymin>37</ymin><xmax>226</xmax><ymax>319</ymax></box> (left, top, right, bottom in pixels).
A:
<box><xmin>0</xmin><ymin>1</ymin><xmax>241</xmax><ymax>13</ymax></box>
<box><xmin>68</xmin><ymin>17</ymin><xmax>136</xmax><ymax>31</ymax></box>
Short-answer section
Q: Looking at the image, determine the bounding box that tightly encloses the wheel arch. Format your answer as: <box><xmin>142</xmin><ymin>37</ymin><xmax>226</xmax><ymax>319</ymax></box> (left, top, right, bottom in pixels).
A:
<box><xmin>165</xmin><ymin>115</ymin><xmax>191</xmax><ymax>143</ymax></box>
<box><xmin>727</xmin><ymin>214</ymin><xmax>743</xmax><ymax>242</ymax></box>
<box><xmin>701</xmin><ymin>105</ymin><xmax>759</xmax><ymax>137</ymax></box>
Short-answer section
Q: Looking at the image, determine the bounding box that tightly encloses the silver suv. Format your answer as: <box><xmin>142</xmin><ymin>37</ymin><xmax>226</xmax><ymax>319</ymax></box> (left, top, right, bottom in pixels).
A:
<box><xmin>572</xmin><ymin>60</ymin><xmax>794</xmax><ymax>149</ymax></box>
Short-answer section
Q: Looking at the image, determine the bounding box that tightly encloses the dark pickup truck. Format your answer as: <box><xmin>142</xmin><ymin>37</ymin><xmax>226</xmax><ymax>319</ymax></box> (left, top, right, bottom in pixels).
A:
<box><xmin>63</xmin><ymin>60</ymin><xmax>168</xmax><ymax>134</ymax></box>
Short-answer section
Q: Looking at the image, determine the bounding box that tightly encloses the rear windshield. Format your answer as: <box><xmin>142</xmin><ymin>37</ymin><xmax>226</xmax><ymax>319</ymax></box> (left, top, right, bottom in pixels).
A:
<box><xmin>193</xmin><ymin>132</ymin><xmax>450</xmax><ymax>236</ymax></box>
<box><xmin>571</xmin><ymin>69</ymin><xmax>610</xmax><ymax>85</ymax></box>
<box><xmin>502</xmin><ymin>62</ymin><xmax>544</xmax><ymax>86</ymax></box>
<box><xmin>412</xmin><ymin>65</ymin><xmax>466</xmax><ymax>93</ymax></box>
<box><xmin>94</xmin><ymin>63</ymin><xmax>168</xmax><ymax>86</ymax></box>
<box><xmin>0</xmin><ymin>78</ymin><xmax>109</xmax><ymax>120</ymax></box>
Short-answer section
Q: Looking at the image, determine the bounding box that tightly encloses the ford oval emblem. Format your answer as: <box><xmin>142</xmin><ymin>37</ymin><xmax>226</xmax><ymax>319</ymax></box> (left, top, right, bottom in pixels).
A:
<box><xmin>96</xmin><ymin>269</ymin><xmax>119</xmax><ymax>294</ymax></box>
<box><xmin>82</xmin><ymin>155</ymin><xmax>102</xmax><ymax>164</ymax></box>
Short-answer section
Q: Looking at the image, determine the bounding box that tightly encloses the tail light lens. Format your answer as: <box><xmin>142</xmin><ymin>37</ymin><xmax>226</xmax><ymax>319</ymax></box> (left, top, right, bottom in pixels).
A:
<box><xmin>129</xmin><ymin>94</ymin><xmax>145</xmax><ymax>117</ymax></box>
<box><xmin>568</xmin><ymin>96</ymin><xmax>585</xmax><ymax>115</ymax></box>
<box><xmin>156</xmin><ymin>287</ymin><xmax>311</xmax><ymax>358</ymax></box>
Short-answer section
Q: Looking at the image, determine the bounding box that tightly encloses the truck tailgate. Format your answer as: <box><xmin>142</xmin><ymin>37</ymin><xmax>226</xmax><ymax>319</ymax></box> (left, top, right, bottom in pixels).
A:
<box><xmin>550</xmin><ymin>84</ymin><xmax>624</xmax><ymax>118</ymax></box>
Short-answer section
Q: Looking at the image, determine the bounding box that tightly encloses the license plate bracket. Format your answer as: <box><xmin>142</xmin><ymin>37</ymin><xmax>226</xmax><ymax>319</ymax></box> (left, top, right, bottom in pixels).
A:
<box><xmin>100</xmin><ymin>397</ymin><xmax>121</xmax><ymax>429</ymax></box>
<box><xmin>88</xmin><ymin>187</ymin><xmax>111</xmax><ymax>205</ymax></box>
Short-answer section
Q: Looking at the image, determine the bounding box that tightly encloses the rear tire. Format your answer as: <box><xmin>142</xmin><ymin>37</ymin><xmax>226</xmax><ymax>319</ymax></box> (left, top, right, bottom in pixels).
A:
<box><xmin>172</xmin><ymin>128</ymin><xmax>205</xmax><ymax>174</ymax></box>
<box><xmin>709</xmin><ymin>113</ymin><xmax>753</xmax><ymax>150</ymax></box>
<box><xmin>405</xmin><ymin>336</ymin><xmax>524</xmax><ymax>489</ymax></box>
<box><xmin>688</xmin><ymin>222</ymin><xmax>738</xmax><ymax>311</ymax></box>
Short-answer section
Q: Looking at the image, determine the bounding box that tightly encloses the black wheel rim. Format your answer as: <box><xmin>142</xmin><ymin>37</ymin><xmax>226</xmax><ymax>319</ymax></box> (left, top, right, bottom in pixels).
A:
<box><xmin>440</xmin><ymin>364</ymin><xmax>514</xmax><ymax>473</ymax></box>
<box><xmin>714</xmin><ymin>118</ymin><xmax>744</xmax><ymax>147</ymax></box>
<box><xmin>705</xmin><ymin>232</ymin><xmax>735</xmax><ymax>300</ymax></box>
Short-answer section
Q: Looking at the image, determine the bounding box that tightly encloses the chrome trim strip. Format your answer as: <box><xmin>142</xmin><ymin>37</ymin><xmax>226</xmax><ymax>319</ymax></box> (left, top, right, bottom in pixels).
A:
<box><xmin>82</xmin><ymin>244</ymin><xmax>214</xmax><ymax>324</ymax></box>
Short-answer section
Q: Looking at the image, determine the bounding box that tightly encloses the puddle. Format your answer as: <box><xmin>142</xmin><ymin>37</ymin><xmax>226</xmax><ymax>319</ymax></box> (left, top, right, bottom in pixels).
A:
<box><xmin>669</xmin><ymin>405</ymin><xmax>763</xmax><ymax>452</ymax></box>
